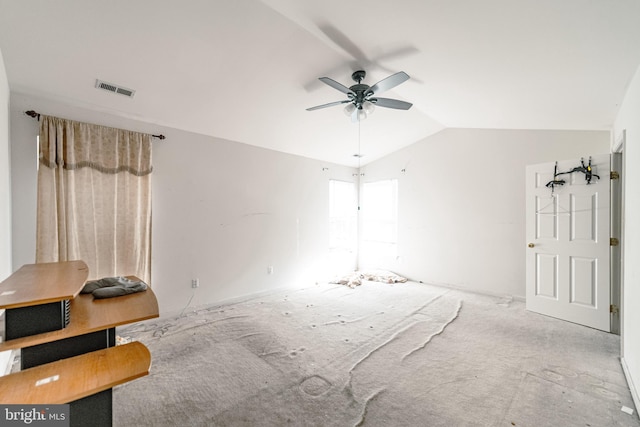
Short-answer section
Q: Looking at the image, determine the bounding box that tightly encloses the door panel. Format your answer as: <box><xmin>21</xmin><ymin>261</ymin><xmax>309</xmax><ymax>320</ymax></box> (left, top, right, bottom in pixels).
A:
<box><xmin>535</xmin><ymin>253</ymin><xmax>558</xmax><ymax>299</ymax></box>
<box><xmin>526</xmin><ymin>155</ymin><xmax>610</xmax><ymax>331</ymax></box>
<box><xmin>570</xmin><ymin>194</ymin><xmax>596</xmax><ymax>241</ymax></box>
<box><xmin>569</xmin><ymin>256</ymin><xmax>596</xmax><ymax>306</ymax></box>
<box><xmin>536</xmin><ymin>195</ymin><xmax>558</xmax><ymax>239</ymax></box>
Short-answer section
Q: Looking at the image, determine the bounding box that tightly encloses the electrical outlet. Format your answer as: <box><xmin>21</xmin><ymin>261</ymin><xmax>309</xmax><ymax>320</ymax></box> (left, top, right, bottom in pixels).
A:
<box><xmin>267</xmin><ymin>266</ymin><xmax>274</xmax><ymax>275</ymax></box>
<box><xmin>191</xmin><ymin>278</ymin><xmax>199</xmax><ymax>288</ymax></box>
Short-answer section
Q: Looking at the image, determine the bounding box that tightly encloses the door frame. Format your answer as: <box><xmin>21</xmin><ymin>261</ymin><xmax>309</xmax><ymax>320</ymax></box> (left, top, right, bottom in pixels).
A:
<box><xmin>612</xmin><ymin>131</ymin><xmax>625</xmax><ymax>339</ymax></box>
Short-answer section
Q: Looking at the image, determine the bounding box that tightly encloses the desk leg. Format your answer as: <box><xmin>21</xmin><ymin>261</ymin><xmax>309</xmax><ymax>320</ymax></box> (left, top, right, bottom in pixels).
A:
<box><xmin>5</xmin><ymin>300</ymin><xmax>70</xmax><ymax>339</ymax></box>
<box><xmin>70</xmin><ymin>389</ymin><xmax>112</xmax><ymax>427</ymax></box>
<box><xmin>21</xmin><ymin>328</ymin><xmax>116</xmax><ymax>369</ymax></box>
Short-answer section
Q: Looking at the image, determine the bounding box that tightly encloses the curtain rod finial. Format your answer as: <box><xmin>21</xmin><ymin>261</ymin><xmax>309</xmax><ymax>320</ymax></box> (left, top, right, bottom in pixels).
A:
<box><xmin>152</xmin><ymin>134</ymin><xmax>165</xmax><ymax>140</ymax></box>
<box><xmin>25</xmin><ymin>110</ymin><xmax>41</xmax><ymax>120</ymax></box>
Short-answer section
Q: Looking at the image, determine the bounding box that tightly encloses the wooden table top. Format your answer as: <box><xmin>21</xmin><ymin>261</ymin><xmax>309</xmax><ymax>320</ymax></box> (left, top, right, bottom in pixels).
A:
<box><xmin>0</xmin><ymin>341</ymin><xmax>151</xmax><ymax>404</ymax></box>
<box><xmin>0</xmin><ymin>261</ymin><xmax>89</xmax><ymax>309</ymax></box>
<box><xmin>0</xmin><ymin>286</ymin><xmax>159</xmax><ymax>351</ymax></box>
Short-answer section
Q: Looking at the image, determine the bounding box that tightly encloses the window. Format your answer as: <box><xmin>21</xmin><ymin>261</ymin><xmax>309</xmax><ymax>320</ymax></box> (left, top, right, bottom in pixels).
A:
<box><xmin>329</xmin><ymin>180</ymin><xmax>357</xmax><ymax>254</ymax></box>
<box><xmin>361</xmin><ymin>179</ymin><xmax>398</xmax><ymax>263</ymax></box>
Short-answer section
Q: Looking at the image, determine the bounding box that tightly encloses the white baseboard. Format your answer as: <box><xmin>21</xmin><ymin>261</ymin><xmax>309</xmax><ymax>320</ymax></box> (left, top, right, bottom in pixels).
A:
<box><xmin>621</xmin><ymin>357</ymin><xmax>640</xmax><ymax>413</ymax></box>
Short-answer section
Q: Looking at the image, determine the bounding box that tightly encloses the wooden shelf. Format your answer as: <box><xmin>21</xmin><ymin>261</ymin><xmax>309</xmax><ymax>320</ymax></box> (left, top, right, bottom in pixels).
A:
<box><xmin>0</xmin><ymin>261</ymin><xmax>89</xmax><ymax>309</ymax></box>
<box><xmin>0</xmin><ymin>286</ymin><xmax>159</xmax><ymax>351</ymax></box>
<box><xmin>0</xmin><ymin>262</ymin><xmax>158</xmax><ymax>425</ymax></box>
<box><xmin>0</xmin><ymin>341</ymin><xmax>151</xmax><ymax>404</ymax></box>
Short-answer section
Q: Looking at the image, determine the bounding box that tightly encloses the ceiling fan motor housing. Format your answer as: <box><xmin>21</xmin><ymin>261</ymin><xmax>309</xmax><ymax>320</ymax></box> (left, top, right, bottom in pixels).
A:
<box><xmin>349</xmin><ymin>83</ymin><xmax>372</xmax><ymax>107</ymax></box>
<box><xmin>351</xmin><ymin>70</ymin><xmax>366</xmax><ymax>83</ymax></box>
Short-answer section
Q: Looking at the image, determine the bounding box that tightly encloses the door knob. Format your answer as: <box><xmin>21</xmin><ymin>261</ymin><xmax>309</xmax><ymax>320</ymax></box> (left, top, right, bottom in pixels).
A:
<box><xmin>528</xmin><ymin>243</ymin><xmax>535</xmax><ymax>248</ymax></box>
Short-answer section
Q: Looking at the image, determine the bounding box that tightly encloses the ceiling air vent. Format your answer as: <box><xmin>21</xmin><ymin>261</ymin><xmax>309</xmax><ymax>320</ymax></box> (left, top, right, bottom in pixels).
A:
<box><xmin>95</xmin><ymin>79</ymin><xmax>136</xmax><ymax>98</ymax></box>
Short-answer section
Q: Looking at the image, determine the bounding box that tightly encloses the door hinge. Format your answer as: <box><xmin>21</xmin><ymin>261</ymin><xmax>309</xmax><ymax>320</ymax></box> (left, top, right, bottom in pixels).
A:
<box><xmin>610</xmin><ymin>304</ymin><xmax>619</xmax><ymax>314</ymax></box>
<box><xmin>610</xmin><ymin>237</ymin><xmax>620</xmax><ymax>246</ymax></box>
<box><xmin>611</xmin><ymin>171</ymin><xmax>620</xmax><ymax>180</ymax></box>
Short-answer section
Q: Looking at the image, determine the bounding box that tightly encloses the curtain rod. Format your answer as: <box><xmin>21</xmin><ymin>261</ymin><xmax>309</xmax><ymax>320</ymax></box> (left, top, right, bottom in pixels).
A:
<box><xmin>25</xmin><ymin>110</ymin><xmax>166</xmax><ymax>140</ymax></box>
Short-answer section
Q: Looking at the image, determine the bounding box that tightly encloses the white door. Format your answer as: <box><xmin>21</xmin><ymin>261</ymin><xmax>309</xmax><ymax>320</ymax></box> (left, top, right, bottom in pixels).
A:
<box><xmin>526</xmin><ymin>154</ymin><xmax>610</xmax><ymax>331</ymax></box>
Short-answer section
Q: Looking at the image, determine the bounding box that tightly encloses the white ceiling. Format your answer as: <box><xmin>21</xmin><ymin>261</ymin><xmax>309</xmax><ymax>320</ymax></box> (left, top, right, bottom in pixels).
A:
<box><xmin>1</xmin><ymin>0</ymin><xmax>639</xmax><ymax>167</ymax></box>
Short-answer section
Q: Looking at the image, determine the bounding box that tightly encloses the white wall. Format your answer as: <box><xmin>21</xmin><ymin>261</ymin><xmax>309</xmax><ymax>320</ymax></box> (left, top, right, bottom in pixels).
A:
<box><xmin>0</xmin><ymin>48</ymin><xmax>10</xmax><ymax>281</ymax></box>
<box><xmin>9</xmin><ymin>93</ymin><xmax>356</xmax><ymax>314</ymax></box>
<box><xmin>614</xmin><ymin>63</ymin><xmax>640</xmax><ymax>410</ymax></box>
<box><xmin>360</xmin><ymin>128</ymin><xmax>609</xmax><ymax>298</ymax></box>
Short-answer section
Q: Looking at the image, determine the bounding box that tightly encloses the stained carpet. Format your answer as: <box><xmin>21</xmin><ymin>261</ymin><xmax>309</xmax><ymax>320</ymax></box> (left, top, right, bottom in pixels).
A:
<box><xmin>113</xmin><ymin>281</ymin><xmax>639</xmax><ymax>427</ymax></box>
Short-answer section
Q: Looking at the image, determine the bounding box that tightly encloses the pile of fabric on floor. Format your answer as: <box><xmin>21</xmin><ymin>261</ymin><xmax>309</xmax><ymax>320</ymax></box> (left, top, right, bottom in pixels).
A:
<box><xmin>330</xmin><ymin>270</ymin><xmax>408</xmax><ymax>288</ymax></box>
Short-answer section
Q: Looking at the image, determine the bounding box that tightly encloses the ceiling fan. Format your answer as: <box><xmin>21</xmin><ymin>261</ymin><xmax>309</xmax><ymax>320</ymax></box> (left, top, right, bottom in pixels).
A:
<box><xmin>306</xmin><ymin>70</ymin><xmax>413</xmax><ymax>122</ymax></box>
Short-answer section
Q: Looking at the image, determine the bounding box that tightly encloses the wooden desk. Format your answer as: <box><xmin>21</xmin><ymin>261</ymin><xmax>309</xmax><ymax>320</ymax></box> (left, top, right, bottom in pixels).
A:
<box><xmin>0</xmin><ymin>287</ymin><xmax>159</xmax><ymax>352</ymax></box>
<box><xmin>0</xmin><ymin>342</ymin><xmax>151</xmax><ymax>404</ymax></box>
<box><xmin>1</xmin><ymin>261</ymin><xmax>89</xmax><ymax>339</ymax></box>
<box><xmin>0</xmin><ymin>261</ymin><xmax>159</xmax><ymax>426</ymax></box>
<box><xmin>0</xmin><ymin>260</ymin><xmax>88</xmax><ymax>309</ymax></box>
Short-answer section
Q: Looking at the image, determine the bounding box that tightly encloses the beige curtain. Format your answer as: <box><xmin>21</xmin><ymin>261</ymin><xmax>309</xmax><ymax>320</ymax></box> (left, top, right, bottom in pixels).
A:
<box><xmin>36</xmin><ymin>115</ymin><xmax>152</xmax><ymax>284</ymax></box>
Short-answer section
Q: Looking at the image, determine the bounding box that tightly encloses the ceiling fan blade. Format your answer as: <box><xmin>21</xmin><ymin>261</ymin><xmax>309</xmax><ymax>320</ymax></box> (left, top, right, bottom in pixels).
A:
<box><xmin>318</xmin><ymin>23</ymin><xmax>369</xmax><ymax>64</ymax></box>
<box><xmin>369</xmin><ymin>71</ymin><xmax>410</xmax><ymax>95</ymax></box>
<box><xmin>319</xmin><ymin>77</ymin><xmax>354</xmax><ymax>95</ymax></box>
<box><xmin>306</xmin><ymin>100</ymin><xmax>350</xmax><ymax>111</ymax></box>
<box><xmin>371</xmin><ymin>97</ymin><xmax>413</xmax><ymax>110</ymax></box>
<box><xmin>375</xmin><ymin>46</ymin><xmax>420</xmax><ymax>64</ymax></box>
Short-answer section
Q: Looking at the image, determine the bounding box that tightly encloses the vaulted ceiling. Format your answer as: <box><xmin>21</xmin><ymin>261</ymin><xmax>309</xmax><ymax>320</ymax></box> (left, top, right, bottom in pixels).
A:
<box><xmin>1</xmin><ymin>0</ymin><xmax>639</xmax><ymax>167</ymax></box>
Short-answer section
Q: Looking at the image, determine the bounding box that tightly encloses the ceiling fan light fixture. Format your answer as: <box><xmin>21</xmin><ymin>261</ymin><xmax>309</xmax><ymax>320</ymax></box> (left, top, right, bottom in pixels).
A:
<box><xmin>344</xmin><ymin>103</ymin><xmax>356</xmax><ymax>116</ymax></box>
<box><xmin>363</xmin><ymin>100</ymin><xmax>375</xmax><ymax>115</ymax></box>
<box><xmin>357</xmin><ymin>107</ymin><xmax>367</xmax><ymax>121</ymax></box>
